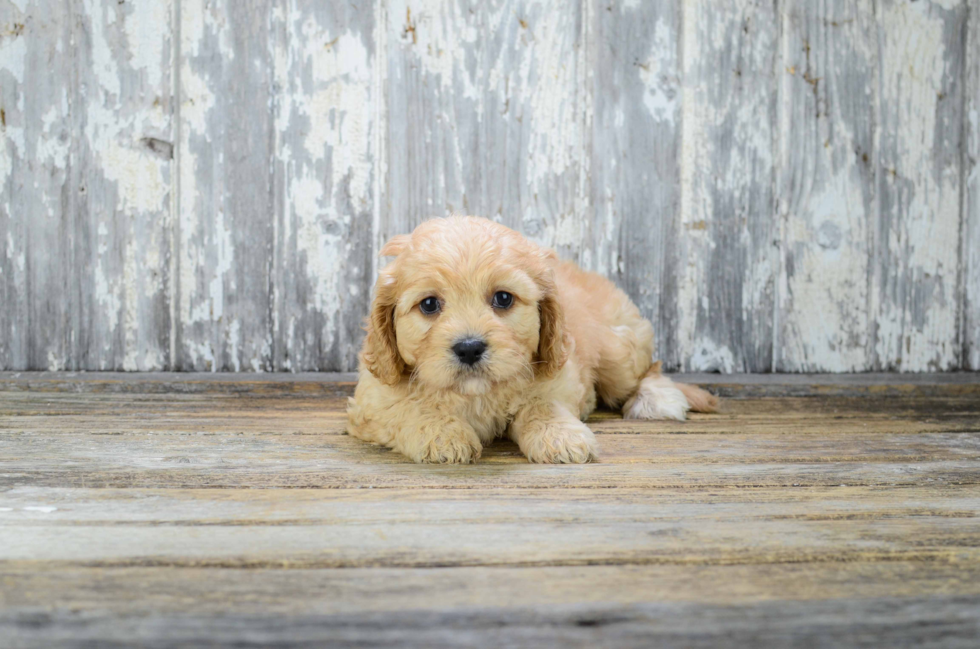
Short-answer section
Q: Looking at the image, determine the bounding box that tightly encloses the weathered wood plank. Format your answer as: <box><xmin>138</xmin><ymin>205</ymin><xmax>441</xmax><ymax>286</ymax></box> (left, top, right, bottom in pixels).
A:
<box><xmin>4</xmin><ymin>424</ymin><xmax>980</xmax><ymax>465</ymax></box>
<box><xmin>2</xmin><ymin>562</ymin><xmax>979</xmax><ymax>616</ymax></box>
<box><xmin>777</xmin><ymin>0</ymin><xmax>877</xmax><ymax>372</ymax></box>
<box><xmin>590</xmin><ymin>0</ymin><xmax>679</xmax><ymax>367</ymax></box>
<box><xmin>965</xmin><ymin>3</ymin><xmax>979</xmax><ymax>371</ymax></box>
<box><xmin>675</xmin><ymin>0</ymin><xmax>778</xmax><ymax>372</ymax></box>
<box><xmin>73</xmin><ymin>0</ymin><xmax>174</xmax><ymax>370</ymax></box>
<box><xmin>4</xmin><ymin>485</ymin><xmax>979</xmax><ymax>527</ymax></box>
<box><xmin>2</xmin><ymin>485</ymin><xmax>978</xmax><ymax>566</ymax></box>
<box><xmin>176</xmin><ymin>0</ymin><xmax>276</xmax><ymax>371</ymax></box>
<box><xmin>5</xmin><ymin>460</ymin><xmax>975</xmax><ymax>489</ymax></box>
<box><xmin>3</xmin><ymin>386</ymin><xmax>977</xmax><ymax>487</ymax></box>
<box><xmin>0</xmin><ymin>1</ymin><xmax>73</xmax><ymax>370</ymax></box>
<box><xmin>3</xmin><ymin>594</ymin><xmax>979</xmax><ymax>649</ymax></box>
<box><xmin>3</xmin><ymin>387</ymin><xmax>978</xmax><ymax>430</ymax></box>
<box><xmin>381</xmin><ymin>0</ymin><xmax>588</xmax><ymax>255</ymax></box>
<box><xmin>874</xmin><ymin>0</ymin><xmax>968</xmax><ymax>371</ymax></box>
<box><xmin>381</xmin><ymin>0</ymin><xmax>481</xmax><ymax>235</ymax></box>
<box><xmin>1</xmin><ymin>378</ymin><xmax>979</xmax><ymax>647</ymax></box>
<box><xmin>3</xmin><ymin>371</ymin><xmax>980</xmax><ymax>398</ymax></box>
<box><xmin>481</xmin><ymin>0</ymin><xmax>590</xmax><ymax>257</ymax></box>
<box><xmin>271</xmin><ymin>0</ymin><xmax>376</xmax><ymax>372</ymax></box>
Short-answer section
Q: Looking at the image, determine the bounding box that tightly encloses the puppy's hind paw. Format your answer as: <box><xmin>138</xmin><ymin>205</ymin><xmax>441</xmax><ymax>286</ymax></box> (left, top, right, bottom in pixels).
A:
<box><xmin>623</xmin><ymin>376</ymin><xmax>690</xmax><ymax>421</ymax></box>
<box><xmin>523</xmin><ymin>419</ymin><xmax>598</xmax><ymax>464</ymax></box>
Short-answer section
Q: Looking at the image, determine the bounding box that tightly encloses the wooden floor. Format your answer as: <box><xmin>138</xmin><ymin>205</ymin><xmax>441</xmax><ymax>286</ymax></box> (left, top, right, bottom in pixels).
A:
<box><xmin>2</xmin><ymin>373</ymin><xmax>979</xmax><ymax>648</ymax></box>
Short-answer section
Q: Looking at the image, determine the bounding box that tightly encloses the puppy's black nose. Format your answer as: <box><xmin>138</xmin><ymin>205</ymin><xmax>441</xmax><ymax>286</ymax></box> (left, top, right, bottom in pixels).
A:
<box><xmin>453</xmin><ymin>338</ymin><xmax>487</xmax><ymax>366</ymax></box>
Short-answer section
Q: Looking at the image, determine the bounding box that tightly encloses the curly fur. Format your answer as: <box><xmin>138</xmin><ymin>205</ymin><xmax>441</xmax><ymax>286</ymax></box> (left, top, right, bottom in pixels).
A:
<box><xmin>347</xmin><ymin>216</ymin><xmax>718</xmax><ymax>464</ymax></box>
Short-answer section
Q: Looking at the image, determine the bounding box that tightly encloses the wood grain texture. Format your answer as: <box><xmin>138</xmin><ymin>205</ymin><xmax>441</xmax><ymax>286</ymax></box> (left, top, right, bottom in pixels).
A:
<box><xmin>873</xmin><ymin>0</ymin><xmax>968</xmax><ymax>371</ymax></box>
<box><xmin>1</xmin><ymin>375</ymin><xmax>980</xmax><ymax>647</ymax></box>
<box><xmin>0</xmin><ymin>1</ymin><xmax>73</xmax><ymax>370</ymax></box>
<box><xmin>590</xmin><ymin>0</ymin><xmax>679</xmax><ymax>365</ymax></box>
<box><xmin>966</xmin><ymin>2</ymin><xmax>979</xmax><ymax>371</ymax></box>
<box><xmin>776</xmin><ymin>0</ymin><xmax>877</xmax><ymax>372</ymax></box>
<box><xmin>176</xmin><ymin>0</ymin><xmax>276</xmax><ymax>372</ymax></box>
<box><xmin>675</xmin><ymin>0</ymin><xmax>778</xmax><ymax>372</ymax></box>
<box><xmin>73</xmin><ymin>0</ymin><xmax>174</xmax><ymax>370</ymax></box>
<box><xmin>2</xmin><ymin>0</ymin><xmax>979</xmax><ymax>373</ymax></box>
<box><xmin>271</xmin><ymin>0</ymin><xmax>376</xmax><ymax>372</ymax></box>
<box><xmin>3</xmin><ymin>592</ymin><xmax>979</xmax><ymax>649</ymax></box>
<box><xmin>381</xmin><ymin>0</ymin><xmax>588</xmax><ymax>255</ymax></box>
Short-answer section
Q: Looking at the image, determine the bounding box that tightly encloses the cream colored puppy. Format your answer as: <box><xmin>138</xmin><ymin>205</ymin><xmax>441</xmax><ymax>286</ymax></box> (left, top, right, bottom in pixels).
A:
<box><xmin>347</xmin><ymin>216</ymin><xmax>718</xmax><ymax>464</ymax></box>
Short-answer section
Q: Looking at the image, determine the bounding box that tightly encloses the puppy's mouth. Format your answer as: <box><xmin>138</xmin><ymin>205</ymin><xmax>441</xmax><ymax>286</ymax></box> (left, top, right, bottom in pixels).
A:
<box><xmin>456</xmin><ymin>374</ymin><xmax>492</xmax><ymax>396</ymax></box>
<box><xmin>451</xmin><ymin>358</ymin><xmax>492</xmax><ymax>394</ymax></box>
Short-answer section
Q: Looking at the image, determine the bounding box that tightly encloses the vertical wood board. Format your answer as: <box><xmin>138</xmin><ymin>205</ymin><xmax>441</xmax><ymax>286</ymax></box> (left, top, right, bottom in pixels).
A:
<box><xmin>0</xmin><ymin>1</ymin><xmax>73</xmax><ymax>370</ymax></box>
<box><xmin>776</xmin><ymin>0</ymin><xmax>878</xmax><ymax>372</ymax></box>
<box><xmin>271</xmin><ymin>0</ymin><xmax>376</xmax><ymax>372</ymax></box>
<box><xmin>176</xmin><ymin>0</ymin><xmax>276</xmax><ymax>371</ymax></box>
<box><xmin>873</xmin><ymin>0</ymin><xmax>967</xmax><ymax>371</ymax></box>
<box><xmin>590</xmin><ymin>0</ymin><xmax>680</xmax><ymax>364</ymax></box>
<box><xmin>73</xmin><ymin>0</ymin><xmax>174</xmax><ymax>370</ymax></box>
<box><xmin>675</xmin><ymin>0</ymin><xmax>778</xmax><ymax>372</ymax></box>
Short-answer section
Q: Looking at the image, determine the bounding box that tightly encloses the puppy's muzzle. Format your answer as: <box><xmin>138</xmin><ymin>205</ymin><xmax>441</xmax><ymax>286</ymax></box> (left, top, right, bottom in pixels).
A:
<box><xmin>452</xmin><ymin>338</ymin><xmax>487</xmax><ymax>366</ymax></box>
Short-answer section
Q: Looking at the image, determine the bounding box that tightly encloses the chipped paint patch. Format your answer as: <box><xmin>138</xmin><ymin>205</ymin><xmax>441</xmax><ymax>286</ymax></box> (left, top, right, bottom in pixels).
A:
<box><xmin>876</xmin><ymin>0</ymin><xmax>962</xmax><ymax>371</ymax></box>
<box><xmin>637</xmin><ymin>18</ymin><xmax>677</xmax><ymax>125</ymax></box>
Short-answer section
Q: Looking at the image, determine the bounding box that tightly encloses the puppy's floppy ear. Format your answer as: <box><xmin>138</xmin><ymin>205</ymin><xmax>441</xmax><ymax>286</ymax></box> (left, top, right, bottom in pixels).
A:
<box><xmin>362</xmin><ymin>271</ymin><xmax>405</xmax><ymax>385</ymax></box>
<box><xmin>536</xmin><ymin>272</ymin><xmax>569</xmax><ymax>378</ymax></box>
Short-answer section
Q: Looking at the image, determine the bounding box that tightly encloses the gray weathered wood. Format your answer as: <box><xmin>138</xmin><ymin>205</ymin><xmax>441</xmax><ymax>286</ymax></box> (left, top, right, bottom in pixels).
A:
<box><xmin>965</xmin><ymin>3</ymin><xmax>979</xmax><ymax>371</ymax></box>
<box><xmin>271</xmin><ymin>0</ymin><xmax>377</xmax><ymax>372</ymax></box>
<box><xmin>73</xmin><ymin>0</ymin><xmax>174</xmax><ymax>370</ymax></box>
<box><xmin>381</xmin><ymin>0</ymin><xmax>588</xmax><ymax>253</ymax></box>
<box><xmin>2</xmin><ymin>0</ymin><xmax>979</xmax><ymax>373</ymax></box>
<box><xmin>776</xmin><ymin>0</ymin><xmax>877</xmax><ymax>372</ymax></box>
<box><xmin>175</xmin><ymin>0</ymin><xmax>276</xmax><ymax>371</ymax></box>
<box><xmin>674</xmin><ymin>0</ymin><xmax>778</xmax><ymax>372</ymax></box>
<box><xmin>590</xmin><ymin>0</ymin><xmax>679</xmax><ymax>366</ymax></box>
<box><xmin>874</xmin><ymin>0</ymin><xmax>968</xmax><ymax>371</ymax></box>
<box><xmin>2</xmin><ymin>375</ymin><xmax>980</xmax><ymax>647</ymax></box>
<box><xmin>1</xmin><ymin>369</ymin><xmax>979</xmax><ymax>397</ymax></box>
<box><xmin>0</xmin><ymin>1</ymin><xmax>73</xmax><ymax>370</ymax></box>
<box><xmin>2</xmin><ymin>376</ymin><xmax>980</xmax><ymax>647</ymax></box>
<box><xmin>3</xmin><ymin>573</ymin><xmax>978</xmax><ymax>649</ymax></box>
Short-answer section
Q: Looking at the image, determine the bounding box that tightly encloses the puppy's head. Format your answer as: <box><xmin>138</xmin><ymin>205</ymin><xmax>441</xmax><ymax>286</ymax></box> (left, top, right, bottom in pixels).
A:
<box><xmin>362</xmin><ymin>217</ymin><xmax>567</xmax><ymax>394</ymax></box>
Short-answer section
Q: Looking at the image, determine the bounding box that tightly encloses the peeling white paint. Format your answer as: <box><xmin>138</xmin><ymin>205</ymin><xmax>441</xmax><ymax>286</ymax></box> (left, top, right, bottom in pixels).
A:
<box><xmin>3</xmin><ymin>0</ymin><xmax>976</xmax><ymax>374</ymax></box>
<box><xmin>121</xmin><ymin>0</ymin><xmax>170</xmax><ymax>90</ymax></box>
<box><xmin>688</xmin><ymin>338</ymin><xmax>736</xmax><ymax>374</ymax></box>
<box><xmin>876</xmin><ymin>0</ymin><xmax>961</xmax><ymax>371</ymax></box>
<box><xmin>637</xmin><ymin>18</ymin><xmax>677</xmax><ymax>125</ymax></box>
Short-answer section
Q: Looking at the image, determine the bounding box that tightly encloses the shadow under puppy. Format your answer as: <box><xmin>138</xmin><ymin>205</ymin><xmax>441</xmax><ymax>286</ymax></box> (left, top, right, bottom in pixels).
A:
<box><xmin>347</xmin><ymin>216</ymin><xmax>718</xmax><ymax>464</ymax></box>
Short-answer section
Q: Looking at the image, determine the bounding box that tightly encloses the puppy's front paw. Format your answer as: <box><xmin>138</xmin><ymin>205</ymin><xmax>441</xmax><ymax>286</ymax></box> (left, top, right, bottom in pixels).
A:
<box><xmin>406</xmin><ymin>427</ymin><xmax>482</xmax><ymax>464</ymax></box>
<box><xmin>522</xmin><ymin>419</ymin><xmax>598</xmax><ymax>464</ymax></box>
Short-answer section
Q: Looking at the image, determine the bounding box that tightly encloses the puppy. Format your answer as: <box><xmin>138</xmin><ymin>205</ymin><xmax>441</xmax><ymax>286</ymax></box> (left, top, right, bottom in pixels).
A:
<box><xmin>347</xmin><ymin>216</ymin><xmax>718</xmax><ymax>464</ymax></box>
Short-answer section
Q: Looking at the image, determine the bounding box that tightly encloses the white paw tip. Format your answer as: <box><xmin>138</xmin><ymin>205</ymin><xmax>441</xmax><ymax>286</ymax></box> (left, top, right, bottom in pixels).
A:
<box><xmin>624</xmin><ymin>385</ymin><xmax>690</xmax><ymax>421</ymax></box>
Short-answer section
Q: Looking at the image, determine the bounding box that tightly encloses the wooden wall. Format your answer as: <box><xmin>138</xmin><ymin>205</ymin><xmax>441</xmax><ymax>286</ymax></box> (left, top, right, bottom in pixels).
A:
<box><xmin>1</xmin><ymin>0</ymin><xmax>977</xmax><ymax>373</ymax></box>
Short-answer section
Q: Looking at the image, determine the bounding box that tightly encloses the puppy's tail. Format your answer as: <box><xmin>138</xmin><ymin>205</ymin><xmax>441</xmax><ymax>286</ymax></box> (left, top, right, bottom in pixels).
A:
<box><xmin>649</xmin><ymin>361</ymin><xmax>720</xmax><ymax>413</ymax></box>
<box><xmin>675</xmin><ymin>381</ymin><xmax>720</xmax><ymax>413</ymax></box>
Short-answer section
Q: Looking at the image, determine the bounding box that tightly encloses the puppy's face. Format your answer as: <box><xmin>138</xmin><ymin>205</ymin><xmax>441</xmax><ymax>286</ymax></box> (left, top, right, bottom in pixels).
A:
<box><xmin>362</xmin><ymin>217</ymin><xmax>567</xmax><ymax>394</ymax></box>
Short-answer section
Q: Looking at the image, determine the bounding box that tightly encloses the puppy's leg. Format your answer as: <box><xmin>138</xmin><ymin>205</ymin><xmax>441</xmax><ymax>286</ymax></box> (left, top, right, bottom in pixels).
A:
<box><xmin>621</xmin><ymin>364</ymin><xmax>719</xmax><ymax>421</ymax></box>
<box><xmin>509</xmin><ymin>400</ymin><xmax>598</xmax><ymax>464</ymax></box>
<box><xmin>348</xmin><ymin>380</ymin><xmax>482</xmax><ymax>464</ymax></box>
<box><xmin>395</xmin><ymin>413</ymin><xmax>483</xmax><ymax>464</ymax></box>
<box><xmin>622</xmin><ymin>372</ymin><xmax>690</xmax><ymax>421</ymax></box>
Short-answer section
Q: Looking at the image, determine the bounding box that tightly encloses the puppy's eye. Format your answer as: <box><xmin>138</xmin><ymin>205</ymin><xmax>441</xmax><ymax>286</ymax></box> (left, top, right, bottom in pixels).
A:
<box><xmin>419</xmin><ymin>296</ymin><xmax>441</xmax><ymax>315</ymax></box>
<box><xmin>492</xmin><ymin>291</ymin><xmax>514</xmax><ymax>310</ymax></box>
